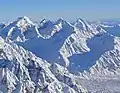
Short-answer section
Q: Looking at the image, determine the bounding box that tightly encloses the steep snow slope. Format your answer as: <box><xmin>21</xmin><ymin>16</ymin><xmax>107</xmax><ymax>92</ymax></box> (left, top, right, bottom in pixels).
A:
<box><xmin>38</xmin><ymin>18</ymin><xmax>54</xmax><ymax>38</ymax></box>
<box><xmin>1</xmin><ymin>38</ymin><xmax>120</xmax><ymax>93</ymax></box>
<box><xmin>0</xmin><ymin>37</ymin><xmax>86</xmax><ymax>93</ymax></box>
<box><xmin>60</xmin><ymin>18</ymin><xmax>106</xmax><ymax>67</ymax></box>
<box><xmin>68</xmin><ymin>33</ymin><xmax>114</xmax><ymax>72</ymax></box>
<box><xmin>74</xmin><ymin>36</ymin><xmax>120</xmax><ymax>92</ymax></box>
<box><xmin>0</xmin><ymin>16</ymin><xmax>41</xmax><ymax>42</ymax></box>
<box><xmin>88</xmin><ymin>36</ymin><xmax>120</xmax><ymax>76</ymax></box>
<box><xmin>38</xmin><ymin>18</ymin><xmax>72</xmax><ymax>38</ymax></box>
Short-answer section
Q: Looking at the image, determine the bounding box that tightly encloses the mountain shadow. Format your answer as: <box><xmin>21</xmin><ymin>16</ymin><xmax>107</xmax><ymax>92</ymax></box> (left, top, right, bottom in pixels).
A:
<box><xmin>68</xmin><ymin>33</ymin><xmax>114</xmax><ymax>72</ymax></box>
<box><xmin>17</xmin><ymin>24</ymin><xmax>74</xmax><ymax>66</ymax></box>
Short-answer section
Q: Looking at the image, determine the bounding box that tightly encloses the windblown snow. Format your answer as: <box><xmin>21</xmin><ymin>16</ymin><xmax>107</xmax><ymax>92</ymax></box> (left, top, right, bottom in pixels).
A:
<box><xmin>0</xmin><ymin>16</ymin><xmax>120</xmax><ymax>93</ymax></box>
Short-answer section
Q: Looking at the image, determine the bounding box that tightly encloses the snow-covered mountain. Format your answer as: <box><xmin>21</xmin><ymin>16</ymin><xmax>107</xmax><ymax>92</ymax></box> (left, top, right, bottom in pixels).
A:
<box><xmin>1</xmin><ymin>16</ymin><xmax>120</xmax><ymax>92</ymax></box>
<box><xmin>0</xmin><ymin>16</ymin><xmax>42</xmax><ymax>42</ymax></box>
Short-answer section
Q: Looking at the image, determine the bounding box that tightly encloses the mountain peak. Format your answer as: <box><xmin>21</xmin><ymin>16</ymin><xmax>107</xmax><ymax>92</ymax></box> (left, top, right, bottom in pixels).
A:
<box><xmin>75</xmin><ymin>18</ymin><xmax>93</xmax><ymax>31</ymax></box>
<box><xmin>55</xmin><ymin>17</ymin><xmax>73</xmax><ymax>27</ymax></box>
<box><xmin>40</xmin><ymin>18</ymin><xmax>46</xmax><ymax>24</ymax></box>
<box><xmin>58</xmin><ymin>17</ymin><xmax>64</xmax><ymax>21</ymax></box>
<box><xmin>17</xmin><ymin>16</ymin><xmax>29</xmax><ymax>20</ymax></box>
<box><xmin>77</xmin><ymin>18</ymin><xmax>85</xmax><ymax>22</ymax></box>
<box><xmin>56</xmin><ymin>18</ymin><xmax>65</xmax><ymax>24</ymax></box>
<box><xmin>76</xmin><ymin>18</ymin><xmax>88</xmax><ymax>26</ymax></box>
<box><xmin>16</xmin><ymin>16</ymin><xmax>35</xmax><ymax>26</ymax></box>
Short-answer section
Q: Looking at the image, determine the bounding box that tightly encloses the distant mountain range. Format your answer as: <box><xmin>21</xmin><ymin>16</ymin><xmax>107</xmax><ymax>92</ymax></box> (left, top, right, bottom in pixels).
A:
<box><xmin>0</xmin><ymin>16</ymin><xmax>120</xmax><ymax>93</ymax></box>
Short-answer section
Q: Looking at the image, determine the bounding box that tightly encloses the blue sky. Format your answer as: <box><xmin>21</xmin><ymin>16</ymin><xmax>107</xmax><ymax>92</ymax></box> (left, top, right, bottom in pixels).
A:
<box><xmin>0</xmin><ymin>0</ymin><xmax>120</xmax><ymax>22</ymax></box>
